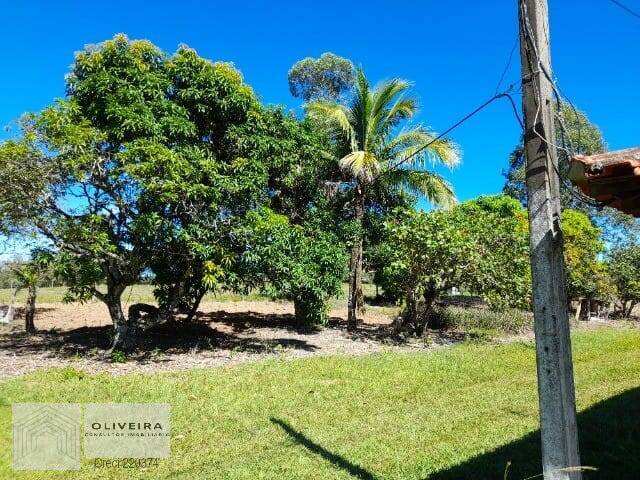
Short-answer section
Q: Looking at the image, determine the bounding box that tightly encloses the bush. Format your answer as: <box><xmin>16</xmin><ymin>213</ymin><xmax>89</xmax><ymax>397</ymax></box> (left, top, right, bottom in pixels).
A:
<box><xmin>293</xmin><ymin>293</ymin><xmax>330</xmax><ymax>326</ymax></box>
<box><xmin>434</xmin><ymin>306</ymin><xmax>533</xmax><ymax>335</ymax></box>
<box><xmin>381</xmin><ymin>196</ymin><xmax>531</xmax><ymax>334</ymax></box>
<box><xmin>241</xmin><ymin>209</ymin><xmax>348</xmax><ymax>326</ymax></box>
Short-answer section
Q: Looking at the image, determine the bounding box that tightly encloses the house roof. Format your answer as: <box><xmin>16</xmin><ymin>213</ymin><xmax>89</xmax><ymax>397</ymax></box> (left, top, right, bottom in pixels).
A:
<box><xmin>568</xmin><ymin>147</ymin><xmax>640</xmax><ymax>217</ymax></box>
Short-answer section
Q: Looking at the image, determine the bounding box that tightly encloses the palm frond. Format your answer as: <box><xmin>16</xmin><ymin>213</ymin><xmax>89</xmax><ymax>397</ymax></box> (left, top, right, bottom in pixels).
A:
<box><xmin>386</xmin><ymin>169</ymin><xmax>456</xmax><ymax>208</ymax></box>
<box><xmin>307</xmin><ymin>68</ymin><xmax>459</xmax><ymax>204</ymax></box>
<box><xmin>339</xmin><ymin>150</ymin><xmax>379</xmax><ymax>183</ymax></box>
<box><xmin>385</xmin><ymin>128</ymin><xmax>460</xmax><ymax>170</ymax></box>
<box><xmin>370</xmin><ymin>79</ymin><xmax>412</xmax><ymax>122</ymax></box>
<box><xmin>369</xmin><ymin>79</ymin><xmax>416</xmax><ymax>144</ymax></box>
<box><xmin>383</xmin><ymin>97</ymin><xmax>418</xmax><ymax>127</ymax></box>
<box><xmin>305</xmin><ymin>100</ymin><xmax>355</xmax><ymax>144</ymax></box>
<box><xmin>350</xmin><ymin>68</ymin><xmax>372</xmax><ymax>151</ymax></box>
<box><xmin>384</xmin><ymin>129</ymin><xmax>431</xmax><ymax>154</ymax></box>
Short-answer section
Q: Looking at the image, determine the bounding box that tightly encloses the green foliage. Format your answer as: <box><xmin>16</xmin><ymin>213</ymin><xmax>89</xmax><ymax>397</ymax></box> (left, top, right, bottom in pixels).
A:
<box><xmin>608</xmin><ymin>243</ymin><xmax>640</xmax><ymax>315</ymax></box>
<box><xmin>562</xmin><ymin>209</ymin><xmax>612</xmax><ymax>300</ymax></box>
<box><xmin>110</xmin><ymin>350</ymin><xmax>127</xmax><ymax>363</ymax></box>
<box><xmin>11</xmin><ymin>263</ymin><xmax>41</xmax><ymax>289</ymax></box>
<box><xmin>0</xmin><ymin>255</ymin><xmax>62</xmax><ymax>289</ymax></box>
<box><xmin>288</xmin><ymin>52</ymin><xmax>355</xmax><ymax>101</ymax></box>
<box><xmin>305</xmin><ymin>67</ymin><xmax>461</xmax><ymax>324</ymax></box>
<box><xmin>435</xmin><ymin>306</ymin><xmax>533</xmax><ymax>336</ymax></box>
<box><xmin>225</xmin><ymin>107</ymin><xmax>338</xmax><ymax>223</ymax></box>
<box><xmin>0</xmin><ymin>139</ymin><xmax>51</xmax><ymax>236</ymax></box>
<box><xmin>0</xmin><ymin>35</ymin><xmax>273</xmax><ymax>348</ymax></box>
<box><xmin>240</xmin><ymin>209</ymin><xmax>347</xmax><ymax>325</ymax></box>
<box><xmin>382</xmin><ymin>195</ymin><xmax>531</xmax><ymax>321</ymax></box>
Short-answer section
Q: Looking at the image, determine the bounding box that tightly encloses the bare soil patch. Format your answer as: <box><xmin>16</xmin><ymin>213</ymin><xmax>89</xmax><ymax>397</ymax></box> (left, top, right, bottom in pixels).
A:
<box><xmin>0</xmin><ymin>300</ymin><xmax>466</xmax><ymax>378</ymax></box>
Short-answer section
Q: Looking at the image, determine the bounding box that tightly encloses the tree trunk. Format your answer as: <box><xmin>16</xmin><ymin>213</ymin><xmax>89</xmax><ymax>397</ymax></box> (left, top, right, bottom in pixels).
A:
<box><xmin>584</xmin><ymin>297</ymin><xmax>591</xmax><ymax>321</ymax></box>
<box><xmin>347</xmin><ymin>243</ymin><xmax>360</xmax><ymax>331</ymax></box>
<box><xmin>573</xmin><ymin>299</ymin><xmax>581</xmax><ymax>322</ymax></box>
<box><xmin>110</xmin><ymin>302</ymin><xmax>136</xmax><ymax>352</ymax></box>
<box><xmin>405</xmin><ymin>288</ymin><xmax>418</xmax><ymax>329</ymax></box>
<box><xmin>105</xmin><ymin>284</ymin><xmax>137</xmax><ymax>353</ymax></box>
<box><xmin>417</xmin><ymin>286</ymin><xmax>437</xmax><ymax>336</ymax></box>
<box><xmin>347</xmin><ymin>186</ymin><xmax>365</xmax><ymax>331</ymax></box>
<box><xmin>624</xmin><ymin>300</ymin><xmax>637</xmax><ymax>318</ymax></box>
<box><xmin>355</xmin><ymin>237</ymin><xmax>364</xmax><ymax>313</ymax></box>
<box><xmin>24</xmin><ymin>284</ymin><xmax>36</xmax><ymax>333</ymax></box>
<box><xmin>185</xmin><ymin>290</ymin><xmax>205</xmax><ymax>323</ymax></box>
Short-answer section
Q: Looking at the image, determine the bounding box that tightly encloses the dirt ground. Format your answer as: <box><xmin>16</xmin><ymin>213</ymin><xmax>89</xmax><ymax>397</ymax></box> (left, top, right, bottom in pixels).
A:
<box><xmin>0</xmin><ymin>300</ymin><xmax>466</xmax><ymax>378</ymax></box>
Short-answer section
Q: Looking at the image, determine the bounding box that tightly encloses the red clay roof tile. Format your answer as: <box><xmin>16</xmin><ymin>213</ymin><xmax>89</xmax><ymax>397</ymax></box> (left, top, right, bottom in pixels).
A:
<box><xmin>569</xmin><ymin>147</ymin><xmax>640</xmax><ymax>217</ymax></box>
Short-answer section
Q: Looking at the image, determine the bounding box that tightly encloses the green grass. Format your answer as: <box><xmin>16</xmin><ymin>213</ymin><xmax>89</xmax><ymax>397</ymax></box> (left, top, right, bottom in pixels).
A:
<box><xmin>0</xmin><ymin>327</ymin><xmax>639</xmax><ymax>479</ymax></box>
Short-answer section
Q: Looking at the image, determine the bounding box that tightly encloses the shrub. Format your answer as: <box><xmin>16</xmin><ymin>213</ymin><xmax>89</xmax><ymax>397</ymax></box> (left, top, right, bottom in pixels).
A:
<box><xmin>241</xmin><ymin>209</ymin><xmax>348</xmax><ymax>326</ymax></box>
<box><xmin>434</xmin><ymin>306</ymin><xmax>533</xmax><ymax>335</ymax></box>
<box><xmin>381</xmin><ymin>195</ymin><xmax>531</xmax><ymax>334</ymax></box>
<box><xmin>110</xmin><ymin>350</ymin><xmax>127</xmax><ymax>363</ymax></box>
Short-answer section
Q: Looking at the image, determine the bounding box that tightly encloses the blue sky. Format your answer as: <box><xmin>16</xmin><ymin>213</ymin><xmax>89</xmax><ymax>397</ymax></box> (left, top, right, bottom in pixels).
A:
<box><xmin>1</xmin><ymin>0</ymin><xmax>639</xmax><ymax>202</ymax></box>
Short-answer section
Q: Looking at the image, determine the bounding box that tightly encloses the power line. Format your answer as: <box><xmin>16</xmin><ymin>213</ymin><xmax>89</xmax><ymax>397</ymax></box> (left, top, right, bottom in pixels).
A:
<box><xmin>370</xmin><ymin>89</ymin><xmax>523</xmax><ymax>186</ymax></box>
<box><xmin>367</xmin><ymin>32</ymin><xmax>529</xmax><ymax>189</ymax></box>
<box><xmin>370</xmin><ymin>30</ymin><xmax>529</xmax><ymax>188</ymax></box>
<box><xmin>495</xmin><ymin>35</ymin><xmax>520</xmax><ymax>94</ymax></box>
<box><xmin>520</xmin><ymin>0</ymin><xmax>583</xmax><ymax>145</ymax></box>
<box><xmin>609</xmin><ymin>0</ymin><xmax>640</xmax><ymax>21</ymax></box>
<box><xmin>519</xmin><ymin>0</ymin><xmax>604</xmax><ymax>209</ymax></box>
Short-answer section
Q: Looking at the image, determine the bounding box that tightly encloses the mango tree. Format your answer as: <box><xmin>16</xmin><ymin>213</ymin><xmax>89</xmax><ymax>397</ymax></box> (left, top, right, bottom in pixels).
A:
<box><xmin>238</xmin><ymin>209</ymin><xmax>347</xmax><ymax>325</ymax></box>
<box><xmin>0</xmin><ymin>35</ymin><xmax>262</xmax><ymax>351</ymax></box>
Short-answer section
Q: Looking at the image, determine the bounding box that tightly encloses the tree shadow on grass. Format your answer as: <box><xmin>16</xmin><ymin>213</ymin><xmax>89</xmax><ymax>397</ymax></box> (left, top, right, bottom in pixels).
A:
<box><xmin>270</xmin><ymin>388</ymin><xmax>639</xmax><ymax>480</ymax></box>
<box><xmin>429</xmin><ymin>386</ymin><xmax>640</xmax><ymax>480</ymax></box>
<box><xmin>270</xmin><ymin>417</ymin><xmax>378</xmax><ymax>480</ymax></box>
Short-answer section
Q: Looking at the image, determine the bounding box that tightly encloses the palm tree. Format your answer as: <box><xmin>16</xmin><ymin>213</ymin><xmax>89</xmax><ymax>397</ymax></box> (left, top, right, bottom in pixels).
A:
<box><xmin>306</xmin><ymin>69</ymin><xmax>460</xmax><ymax>330</ymax></box>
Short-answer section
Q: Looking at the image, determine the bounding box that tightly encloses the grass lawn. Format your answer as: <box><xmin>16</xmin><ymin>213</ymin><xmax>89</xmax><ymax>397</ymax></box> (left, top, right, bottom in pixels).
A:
<box><xmin>0</xmin><ymin>327</ymin><xmax>638</xmax><ymax>479</ymax></box>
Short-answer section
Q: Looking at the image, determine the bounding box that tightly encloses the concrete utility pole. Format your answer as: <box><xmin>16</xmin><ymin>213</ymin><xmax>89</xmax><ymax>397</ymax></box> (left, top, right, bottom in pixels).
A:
<box><xmin>518</xmin><ymin>1</ymin><xmax>582</xmax><ymax>479</ymax></box>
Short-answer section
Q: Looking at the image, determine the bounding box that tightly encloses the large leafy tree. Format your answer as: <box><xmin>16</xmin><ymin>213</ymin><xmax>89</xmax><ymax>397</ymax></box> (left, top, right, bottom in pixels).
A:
<box><xmin>608</xmin><ymin>244</ymin><xmax>640</xmax><ymax>317</ymax></box>
<box><xmin>238</xmin><ymin>209</ymin><xmax>347</xmax><ymax>325</ymax></box>
<box><xmin>225</xmin><ymin>107</ymin><xmax>339</xmax><ymax>224</ymax></box>
<box><xmin>0</xmin><ymin>35</ymin><xmax>262</xmax><ymax>351</ymax></box>
<box><xmin>562</xmin><ymin>209</ymin><xmax>612</xmax><ymax>317</ymax></box>
<box><xmin>382</xmin><ymin>195</ymin><xmax>530</xmax><ymax>334</ymax></box>
<box><xmin>306</xmin><ymin>69</ymin><xmax>459</xmax><ymax>329</ymax></box>
<box><xmin>225</xmin><ymin>107</ymin><xmax>350</xmax><ymax>324</ymax></box>
<box><xmin>288</xmin><ymin>53</ymin><xmax>355</xmax><ymax>102</ymax></box>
